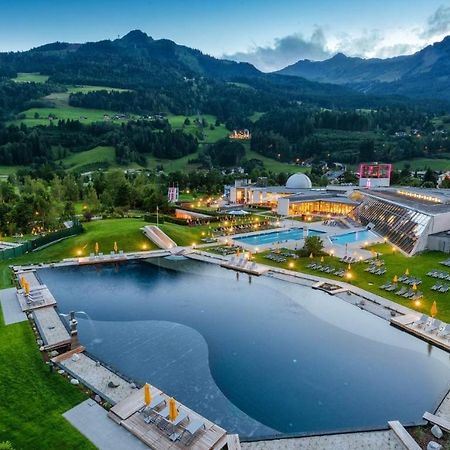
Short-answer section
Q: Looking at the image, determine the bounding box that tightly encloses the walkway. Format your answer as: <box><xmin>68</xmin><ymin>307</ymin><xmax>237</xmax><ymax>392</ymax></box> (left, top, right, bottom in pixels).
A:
<box><xmin>0</xmin><ymin>287</ymin><xmax>27</xmax><ymax>325</ymax></box>
<box><xmin>241</xmin><ymin>430</ymin><xmax>403</xmax><ymax>450</ymax></box>
<box><xmin>64</xmin><ymin>399</ymin><xmax>149</xmax><ymax>450</ymax></box>
<box><xmin>33</xmin><ymin>306</ymin><xmax>71</xmax><ymax>350</ymax></box>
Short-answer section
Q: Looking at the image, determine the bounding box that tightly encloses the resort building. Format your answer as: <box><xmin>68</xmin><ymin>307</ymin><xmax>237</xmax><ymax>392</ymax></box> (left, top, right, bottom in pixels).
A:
<box><xmin>225</xmin><ymin>174</ymin><xmax>450</xmax><ymax>256</ymax></box>
<box><xmin>355</xmin><ymin>188</ymin><xmax>450</xmax><ymax>255</ymax></box>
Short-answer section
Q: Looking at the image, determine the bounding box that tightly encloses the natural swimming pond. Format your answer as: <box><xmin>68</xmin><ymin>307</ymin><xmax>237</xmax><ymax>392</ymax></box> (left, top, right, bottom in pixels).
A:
<box><xmin>38</xmin><ymin>258</ymin><xmax>450</xmax><ymax>438</ymax></box>
<box><xmin>234</xmin><ymin>227</ymin><xmax>325</xmax><ymax>246</ymax></box>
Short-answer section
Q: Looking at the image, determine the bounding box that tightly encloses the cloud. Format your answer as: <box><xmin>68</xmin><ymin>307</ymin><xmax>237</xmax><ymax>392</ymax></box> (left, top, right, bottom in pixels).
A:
<box><xmin>225</xmin><ymin>27</ymin><xmax>332</xmax><ymax>72</ymax></box>
<box><xmin>225</xmin><ymin>5</ymin><xmax>450</xmax><ymax>71</ymax></box>
<box><xmin>421</xmin><ymin>5</ymin><xmax>450</xmax><ymax>39</ymax></box>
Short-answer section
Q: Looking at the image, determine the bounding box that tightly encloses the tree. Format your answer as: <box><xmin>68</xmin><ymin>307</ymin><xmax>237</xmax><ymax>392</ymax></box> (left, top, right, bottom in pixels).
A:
<box><xmin>422</xmin><ymin>168</ymin><xmax>437</xmax><ymax>186</ymax></box>
<box><xmin>440</xmin><ymin>177</ymin><xmax>450</xmax><ymax>188</ymax></box>
<box><xmin>302</xmin><ymin>236</ymin><xmax>324</xmax><ymax>256</ymax></box>
<box><xmin>184</xmin><ymin>117</ymin><xmax>190</xmax><ymax>126</ymax></box>
<box><xmin>358</xmin><ymin>140</ymin><xmax>375</xmax><ymax>162</ymax></box>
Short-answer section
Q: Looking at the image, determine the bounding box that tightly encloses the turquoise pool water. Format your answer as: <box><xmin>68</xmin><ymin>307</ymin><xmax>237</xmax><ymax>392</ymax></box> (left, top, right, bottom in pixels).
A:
<box><xmin>38</xmin><ymin>259</ymin><xmax>450</xmax><ymax>438</ymax></box>
<box><xmin>234</xmin><ymin>227</ymin><xmax>325</xmax><ymax>246</ymax></box>
<box><xmin>330</xmin><ymin>229</ymin><xmax>378</xmax><ymax>245</ymax></box>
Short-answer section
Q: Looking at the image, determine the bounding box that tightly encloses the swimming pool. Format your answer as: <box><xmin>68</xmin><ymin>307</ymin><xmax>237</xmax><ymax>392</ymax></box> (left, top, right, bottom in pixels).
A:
<box><xmin>38</xmin><ymin>259</ymin><xmax>450</xmax><ymax>438</ymax></box>
<box><xmin>330</xmin><ymin>229</ymin><xmax>378</xmax><ymax>245</ymax></box>
<box><xmin>234</xmin><ymin>227</ymin><xmax>325</xmax><ymax>246</ymax></box>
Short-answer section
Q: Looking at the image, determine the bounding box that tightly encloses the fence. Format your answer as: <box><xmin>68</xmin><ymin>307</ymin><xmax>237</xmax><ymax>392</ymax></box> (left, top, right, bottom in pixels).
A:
<box><xmin>0</xmin><ymin>223</ymin><xmax>84</xmax><ymax>261</ymax></box>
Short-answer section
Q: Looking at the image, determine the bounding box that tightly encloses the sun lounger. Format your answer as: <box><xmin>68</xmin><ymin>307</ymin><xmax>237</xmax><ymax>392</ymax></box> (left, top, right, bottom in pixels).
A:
<box><xmin>402</xmin><ymin>290</ymin><xmax>414</xmax><ymax>298</ymax></box>
<box><xmin>159</xmin><ymin>409</ymin><xmax>188</xmax><ymax>436</ymax></box>
<box><xmin>438</xmin><ymin>324</ymin><xmax>450</xmax><ymax>337</ymax></box>
<box><xmin>396</xmin><ymin>287</ymin><xmax>407</xmax><ymax>296</ymax></box>
<box><xmin>411</xmin><ymin>292</ymin><xmax>423</xmax><ymax>300</ymax></box>
<box><xmin>385</xmin><ymin>283</ymin><xmax>398</xmax><ymax>291</ymax></box>
<box><xmin>426</xmin><ymin>319</ymin><xmax>442</xmax><ymax>333</ymax></box>
<box><xmin>178</xmin><ymin>419</ymin><xmax>206</xmax><ymax>446</ymax></box>
<box><xmin>414</xmin><ymin>314</ymin><xmax>429</xmax><ymax>328</ymax></box>
<box><xmin>142</xmin><ymin>395</ymin><xmax>166</xmax><ymax>423</ymax></box>
<box><xmin>380</xmin><ymin>281</ymin><xmax>391</xmax><ymax>289</ymax></box>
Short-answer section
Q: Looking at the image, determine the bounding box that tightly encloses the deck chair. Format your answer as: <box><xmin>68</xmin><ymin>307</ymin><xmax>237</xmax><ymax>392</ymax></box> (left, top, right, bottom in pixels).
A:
<box><xmin>414</xmin><ymin>314</ymin><xmax>429</xmax><ymax>328</ymax></box>
<box><xmin>438</xmin><ymin>324</ymin><xmax>450</xmax><ymax>338</ymax></box>
<box><xmin>142</xmin><ymin>395</ymin><xmax>166</xmax><ymax>423</ymax></box>
<box><xmin>426</xmin><ymin>319</ymin><xmax>442</xmax><ymax>333</ymax></box>
<box><xmin>178</xmin><ymin>419</ymin><xmax>206</xmax><ymax>446</ymax></box>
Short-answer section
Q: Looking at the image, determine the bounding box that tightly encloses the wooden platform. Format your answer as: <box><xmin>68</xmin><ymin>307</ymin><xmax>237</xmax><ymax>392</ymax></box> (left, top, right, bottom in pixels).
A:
<box><xmin>33</xmin><ymin>306</ymin><xmax>71</xmax><ymax>350</ymax></box>
<box><xmin>423</xmin><ymin>411</ymin><xmax>450</xmax><ymax>432</ymax></box>
<box><xmin>388</xmin><ymin>421</ymin><xmax>421</xmax><ymax>450</ymax></box>
<box><xmin>220</xmin><ymin>263</ymin><xmax>266</xmax><ymax>276</ymax></box>
<box><xmin>109</xmin><ymin>387</ymin><xmax>227</xmax><ymax>449</ymax></box>
<box><xmin>391</xmin><ymin>314</ymin><xmax>450</xmax><ymax>353</ymax></box>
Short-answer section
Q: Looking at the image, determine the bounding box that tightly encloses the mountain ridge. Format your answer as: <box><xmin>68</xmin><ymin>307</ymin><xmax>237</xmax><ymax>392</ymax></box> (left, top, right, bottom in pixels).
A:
<box><xmin>276</xmin><ymin>35</ymin><xmax>450</xmax><ymax>100</ymax></box>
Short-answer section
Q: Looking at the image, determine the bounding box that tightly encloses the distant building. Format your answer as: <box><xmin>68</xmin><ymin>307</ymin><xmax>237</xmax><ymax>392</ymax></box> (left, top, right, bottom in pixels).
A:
<box><xmin>229</xmin><ymin>129</ymin><xmax>251</xmax><ymax>140</ymax></box>
<box><xmin>358</xmin><ymin>163</ymin><xmax>392</xmax><ymax>188</ymax></box>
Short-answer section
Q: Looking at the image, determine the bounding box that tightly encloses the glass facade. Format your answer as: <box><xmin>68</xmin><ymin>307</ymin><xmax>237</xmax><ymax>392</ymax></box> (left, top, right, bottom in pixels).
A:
<box><xmin>289</xmin><ymin>201</ymin><xmax>355</xmax><ymax>217</ymax></box>
<box><xmin>355</xmin><ymin>195</ymin><xmax>431</xmax><ymax>254</ymax></box>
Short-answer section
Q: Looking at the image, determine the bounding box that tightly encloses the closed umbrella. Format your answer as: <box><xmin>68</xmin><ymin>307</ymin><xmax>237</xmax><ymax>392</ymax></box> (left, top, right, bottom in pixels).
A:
<box><xmin>412</xmin><ymin>283</ymin><xmax>417</xmax><ymax>291</ymax></box>
<box><xmin>431</xmin><ymin>301</ymin><xmax>438</xmax><ymax>318</ymax></box>
<box><xmin>393</xmin><ymin>275</ymin><xmax>398</xmax><ymax>283</ymax></box>
<box><xmin>320</xmin><ymin>256</ymin><xmax>324</xmax><ymax>263</ymax></box>
<box><xmin>95</xmin><ymin>242</ymin><xmax>99</xmax><ymax>255</ymax></box>
<box><xmin>24</xmin><ymin>281</ymin><xmax>30</xmax><ymax>296</ymax></box>
<box><xmin>169</xmin><ymin>397</ymin><xmax>178</xmax><ymax>421</ymax></box>
<box><xmin>144</xmin><ymin>383</ymin><xmax>151</xmax><ymax>406</ymax></box>
<box><xmin>405</xmin><ymin>268</ymin><xmax>409</xmax><ymax>276</ymax></box>
<box><xmin>113</xmin><ymin>241</ymin><xmax>118</xmax><ymax>253</ymax></box>
<box><xmin>347</xmin><ymin>263</ymin><xmax>351</xmax><ymax>270</ymax></box>
<box><xmin>309</xmin><ymin>253</ymin><xmax>313</xmax><ymax>259</ymax></box>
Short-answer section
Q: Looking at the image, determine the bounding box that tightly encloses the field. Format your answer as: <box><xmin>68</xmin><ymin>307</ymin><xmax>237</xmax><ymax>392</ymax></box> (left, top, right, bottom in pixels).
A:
<box><xmin>392</xmin><ymin>158</ymin><xmax>450</xmax><ymax>171</ymax></box>
<box><xmin>60</xmin><ymin>146</ymin><xmax>117</xmax><ymax>172</ymax></box>
<box><xmin>12</xmin><ymin>72</ymin><xmax>49</xmax><ymax>83</ymax></box>
<box><xmin>167</xmin><ymin>114</ymin><xmax>229</xmax><ymax>143</ymax></box>
<box><xmin>246</xmin><ymin>149</ymin><xmax>308</xmax><ymax>173</ymax></box>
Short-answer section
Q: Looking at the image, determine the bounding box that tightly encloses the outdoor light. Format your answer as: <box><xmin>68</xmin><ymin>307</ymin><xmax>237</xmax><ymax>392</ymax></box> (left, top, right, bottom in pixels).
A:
<box><xmin>415</xmin><ymin>300</ymin><xmax>421</xmax><ymax>307</ymax></box>
<box><xmin>288</xmin><ymin>262</ymin><xmax>294</xmax><ymax>269</ymax></box>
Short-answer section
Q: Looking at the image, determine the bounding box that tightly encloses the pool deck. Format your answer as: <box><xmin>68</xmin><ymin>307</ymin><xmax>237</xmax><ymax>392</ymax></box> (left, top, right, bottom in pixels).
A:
<box><xmin>109</xmin><ymin>387</ymin><xmax>227</xmax><ymax>450</ymax></box>
<box><xmin>33</xmin><ymin>306</ymin><xmax>71</xmax><ymax>350</ymax></box>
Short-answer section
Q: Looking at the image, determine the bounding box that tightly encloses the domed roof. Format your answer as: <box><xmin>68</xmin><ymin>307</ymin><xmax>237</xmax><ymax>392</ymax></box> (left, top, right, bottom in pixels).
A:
<box><xmin>286</xmin><ymin>173</ymin><xmax>312</xmax><ymax>189</ymax></box>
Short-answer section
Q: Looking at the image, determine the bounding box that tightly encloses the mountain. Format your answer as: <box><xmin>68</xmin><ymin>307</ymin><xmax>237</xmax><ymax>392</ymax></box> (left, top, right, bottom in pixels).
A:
<box><xmin>277</xmin><ymin>36</ymin><xmax>450</xmax><ymax>100</ymax></box>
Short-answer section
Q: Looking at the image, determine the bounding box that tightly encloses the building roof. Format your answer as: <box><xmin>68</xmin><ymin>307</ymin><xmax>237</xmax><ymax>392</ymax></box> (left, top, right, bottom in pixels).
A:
<box><xmin>286</xmin><ymin>173</ymin><xmax>312</xmax><ymax>189</ymax></box>
<box><xmin>362</xmin><ymin>188</ymin><xmax>450</xmax><ymax>215</ymax></box>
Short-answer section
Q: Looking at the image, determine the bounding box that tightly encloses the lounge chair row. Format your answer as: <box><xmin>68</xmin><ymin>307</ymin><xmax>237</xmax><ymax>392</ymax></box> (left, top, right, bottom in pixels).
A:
<box><xmin>398</xmin><ymin>275</ymin><xmax>422</xmax><ymax>285</ymax></box>
<box><xmin>340</xmin><ymin>256</ymin><xmax>358</xmax><ymax>263</ymax></box>
<box><xmin>440</xmin><ymin>259</ymin><xmax>450</xmax><ymax>267</ymax></box>
<box><xmin>414</xmin><ymin>315</ymin><xmax>450</xmax><ymax>339</ymax></box>
<box><xmin>379</xmin><ymin>282</ymin><xmax>423</xmax><ymax>299</ymax></box>
<box><xmin>431</xmin><ymin>283</ymin><xmax>450</xmax><ymax>293</ymax></box>
<box><xmin>427</xmin><ymin>269</ymin><xmax>450</xmax><ymax>281</ymax></box>
<box><xmin>264</xmin><ymin>253</ymin><xmax>286</xmax><ymax>263</ymax></box>
<box><xmin>142</xmin><ymin>396</ymin><xmax>205</xmax><ymax>445</ymax></box>
<box><xmin>307</xmin><ymin>263</ymin><xmax>345</xmax><ymax>277</ymax></box>
<box><xmin>364</xmin><ymin>266</ymin><xmax>386</xmax><ymax>275</ymax></box>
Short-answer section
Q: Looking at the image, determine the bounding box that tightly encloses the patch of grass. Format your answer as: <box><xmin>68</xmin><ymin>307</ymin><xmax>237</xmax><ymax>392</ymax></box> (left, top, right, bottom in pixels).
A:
<box><xmin>246</xmin><ymin>150</ymin><xmax>308</xmax><ymax>174</ymax></box>
<box><xmin>0</xmin><ymin>308</ymin><xmax>96</xmax><ymax>449</ymax></box>
<box><xmin>252</xmin><ymin>243</ymin><xmax>450</xmax><ymax>323</ymax></box>
<box><xmin>167</xmin><ymin>114</ymin><xmax>229</xmax><ymax>144</ymax></box>
<box><xmin>158</xmin><ymin>222</ymin><xmax>212</xmax><ymax>246</ymax></box>
<box><xmin>60</xmin><ymin>146</ymin><xmax>116</xmax><ymax>171</ymax></box>
<box><xmin>392</xmin><ymin>158</ymin><xmax>450</xmax><ymax>171</ymax></box>
<box><xmin>11</xmin><ymin>106</ymin><xmax>135</xmax><ymax>127</ymax></box>
<box><xmin>0</xmin><ymin>166</ymin><xmax>20</xmax><ymax>176</ymax></box>
<box><xmin>12</xmin><ymin>72</ymin><xmax>49</xmax><ymax>83</ymax></box>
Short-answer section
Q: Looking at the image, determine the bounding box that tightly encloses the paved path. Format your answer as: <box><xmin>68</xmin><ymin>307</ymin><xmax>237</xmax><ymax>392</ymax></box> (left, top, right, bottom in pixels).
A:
<box><xmin>56</xmin><ymin>352</ymin><xmax>137</xmax><ymax>405</ymax></box>
<box><xmin>241</xmin><ymin>430</ymin><xmax>403</xmax><ymax>450</ymax></box>
<box><xmin>0</xmin><ymin>287</ymin><xmax>27</xmax><ymax>325</ymax></box>
<box><xmin>64</xmin><ymin>399</ymin><xmax>149</xmax><ymax>450</ymax></box>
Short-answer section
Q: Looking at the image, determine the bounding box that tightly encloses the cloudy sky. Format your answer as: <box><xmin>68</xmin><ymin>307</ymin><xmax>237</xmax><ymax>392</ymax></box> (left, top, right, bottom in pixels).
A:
<box><xmin>0</xmin><ymin>0</ymin><xmax>449</xmax><ymax>71</ymax></box>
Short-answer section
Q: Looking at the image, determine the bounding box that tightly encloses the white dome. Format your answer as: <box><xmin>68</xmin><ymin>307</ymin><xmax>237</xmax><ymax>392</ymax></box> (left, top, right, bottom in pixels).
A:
<box><xmin>286</xmin><ymin>173</ymin><xmax>312</xmax><ymax>189</ymax></box>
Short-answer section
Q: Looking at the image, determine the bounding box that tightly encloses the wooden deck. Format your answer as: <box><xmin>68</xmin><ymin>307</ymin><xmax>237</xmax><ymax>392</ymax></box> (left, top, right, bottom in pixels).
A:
<box><xmin>423</xmin><ymin>411</ymin><xmax>450</xmax><ymax>432</ymax></box>
<box><xmin>391</xmin><ymin>314</ymin><xmax>450</xmax><ymax>353</ymax></box>
<box><xmin>109</xmin><ymin>387</ymin><xmax>227</xmax><ymax>449</ymax></box>
<box><xmin>33</xmin><ymin>306</ymin><xmax>71</xmax><ymax>350</ymax></box>
<box><xmin>388</xmin><ymin>421</ymin><xmax>421</xmax><ymax>450</ymax></box>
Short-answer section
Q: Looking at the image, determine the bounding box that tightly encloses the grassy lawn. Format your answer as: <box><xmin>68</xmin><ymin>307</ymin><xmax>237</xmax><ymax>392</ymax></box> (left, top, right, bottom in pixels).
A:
<box><xmin>60</xmin><ymin>146</ymin><xmax>116</xmax><ymax>171</ymax></box>
<box><xmin>167</xmin><ymin>114</ymin><xmax>229</xmax><ymax>144</ymax></box>
<box><xmin>252</xmin><ymin>243</ymin><xmax>450</xmax><ymax>323</ymax></box>
<box><xmin>11</xmin><ymin>106</ymin><xmax>136</xmax><ymax>127</ymax></box>
<box><xmin>392</xmin><ymin>158</ymin><xmax>450</xmax><ymax>171</ymax></box>
<box><xmin>12</xmin><ymin>72</ymin><xmax>49</xmax><ymax>83</ymax></box>
<box><xmin>159</xmin><ymin>222</ymin><xmax>212</xmax><ymax>246</ymax></box>
<box><xmin>246</xmin><ymin>150</ymin><xmax>309</xmax><ymax>174</ymax></box>
<box><xmin>0</xmin><ymin>165</ymin><xmax>21</xmax><ymax>177</ymax></box>
<box><xmin>0</xmin><ymin>309</ymin><xmax>96</xmax><ymax>449</ymax></box>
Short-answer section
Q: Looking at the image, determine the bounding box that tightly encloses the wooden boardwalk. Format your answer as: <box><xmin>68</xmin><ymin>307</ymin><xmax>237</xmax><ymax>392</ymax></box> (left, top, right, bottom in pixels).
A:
<box><xmin>388</xmin><ymin>421</ymin><xmax>421</xmax><ymax>450</ymax></box>
<box><xmin>391</xmin><ymin>314</ymin><xmax>450</xmax><ymax>353</ymax></box>
<box><xmin>423</xmin><ymin>411</ymin><xmax>450</xmax><ymax>432</ymax></box>
<box><xmin>109</xmin><ymin>387</ymin><xmax>227</xmax><ymax>449</ymax></box>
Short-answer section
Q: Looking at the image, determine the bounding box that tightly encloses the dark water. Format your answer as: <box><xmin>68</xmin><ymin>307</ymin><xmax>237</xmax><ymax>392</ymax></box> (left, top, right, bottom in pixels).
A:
<box><xmin>38</xmin><ymin>258</ymin><xmax>450</xmax><ymax>438</ymax></box>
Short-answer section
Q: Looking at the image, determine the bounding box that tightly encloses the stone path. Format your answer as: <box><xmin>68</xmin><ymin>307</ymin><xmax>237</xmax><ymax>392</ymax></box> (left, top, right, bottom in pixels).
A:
<box><xmin>0</xmin><ymin>287</ymin><xmax>27</xmax><ymax>325</ymax></box>
<box><xmin>56</xmin><ymin>352</ymin><xmax>137</xmax><ymax>405</ymax></box>
<box><xmin>241</xmin><ymin>430</ymin><xmax>403</xmax><ymax>450</ymax></box>
<box><xmin>64</xmin><ymin>399</ymin><xmax>149</xmax><ymax>450</ymax></box>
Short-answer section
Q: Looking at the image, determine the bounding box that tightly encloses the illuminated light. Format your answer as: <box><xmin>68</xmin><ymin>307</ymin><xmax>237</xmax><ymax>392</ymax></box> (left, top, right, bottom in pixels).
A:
<box><xmin>192</xmin><ymin>242</ymin><xmax>196</xmax><ymax>248</ymax></box>
<box><xmin>288</xmin><ymin>262</ymin><xmax>294</xmax><ymax>269</ymax></box>
<box><xmin>346</xmin><ymin>271</ymin><xmax>352</xmax><ymax>280</ymax></box>
<box><xmin>142</xmin><ymin>244</ymin><xmax>148</xmax><ymax>250</ymax></box>
<box><xmin>415</xmin><ymin>300</ymin><xmax>421</xmax><ymax>307</ymax></box>
<box><xmin>76</xmin><ymin>250</ymin><xmax>82</xmax><ymax>256</ymax></box>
